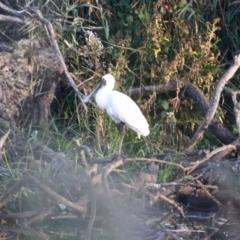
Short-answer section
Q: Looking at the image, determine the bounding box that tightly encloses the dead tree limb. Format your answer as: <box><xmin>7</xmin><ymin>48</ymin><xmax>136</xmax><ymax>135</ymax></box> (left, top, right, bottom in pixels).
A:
<box><xmin>196</xmin><ymin>180</ymin><xmax>224</xmax><ymax>208</ymax></box>
<box><xmin>182</xmin><ymin>82</ymin><xmax>237</xmax><ymax>144</ymax></box>
<box><xmin>3</xmin><ymin>224</ymin><xmax>48</xmax><ymax>240</ymax></box>
<box><xmin>0</xmin><ymin>2</ymin><xmax>87</xmax><ymax>110</ymax></box>
<box><xmin>22</xmin><ymin>205</ymin><xmax>59</xmax><ymax>226</ymax></box>
<box><xmin>102</xmin><ymin>158</ymin><xmax>124</xmax><ymax>204</ymax></box>
<box><xmin>28</xmin><ymin>7</ymin><xmax>87</xmax><ymax>110</ymax></box>
<box><xmin>130</xmin><ymin>80</ymin><xmax>236</xmax><ymax>145</ymax></box>
<box><xmin>0</xmin><ymin>14</ymin><xmax>27</xmax><ymax>23</ymax></box>
<box><xmin>0</xmin><ymin>130</ymin><xmax>10</xmax><ymax>150</ymax></box>
<box><xmin>0</xmin><ymin>3</ymin><xmax>87</xmax><ymax>110</ymax></box>
<box><xmin>0</xmin><ymin>3</ymin><xmax>28</xmax><ymax>18</ymax></box>
<box><xmin>187</xmin><ymin>52</ymin><xmax>240</xmax><ymax>150</ymax></box>
<box><xmin>0</xmin><ymin>207</ymin><xmax>54</xmax><ymax>220</ymax></box>
<box><xmin>158</xmin><ymin>193</ymin><xmax>184</xmax><ymax>217</ymax></box>
<box><xmin>224</xmin><ymin>87</ymin><xmax>240</xmax><ymax>137</ymax></box>
<box><xmin>209</xmin><ymin>87</ymin><xmax>240</xmax><ymax>161</ymax></box>
<box><xmin>93</xmin><ymin>157</ymin><xmax>185</xmax><ymax>171</ymax></box>
<box><xmin>129</xmin><ymin>80</ymin><xmax>183</xmax><ymax>96</ymax></box>
<box><xmin>185</xmin><ymin>144</ymin><xmax>236</xmax><ymax>174</ymax></box>
<box><xmin>0</xmin><ymin>176</ymin><xmax>87</xmax><ymax>214</ymax></box>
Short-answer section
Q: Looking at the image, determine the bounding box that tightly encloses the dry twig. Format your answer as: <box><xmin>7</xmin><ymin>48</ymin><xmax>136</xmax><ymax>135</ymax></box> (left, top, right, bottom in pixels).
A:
<box><xmin>21</xmin><ymin>206</ymin><xmax>59</xmax><ymax>226</ymax></box>
<box><xmin>185</xmin><ymin>144</ymin><xmax>236</xmax><ymax>174</ymax></box>
<box><xmin>158</xmin><ymin>193</ymin><xmax>184</xmax><ymax>217</ymax></box>
<box><xmin>0</xmin><ymin>176</ymin><xmax>87</xmax><ymax>214</ymax></box>
<box><xmin>0</xmin><ymin>3</ymin><xmax>27</xmax><ymax>18</ymax></box>
<box><xmin>196</xmin><ymin>180</ymin><xmax>224</xmax><ymax>208</ymax></box>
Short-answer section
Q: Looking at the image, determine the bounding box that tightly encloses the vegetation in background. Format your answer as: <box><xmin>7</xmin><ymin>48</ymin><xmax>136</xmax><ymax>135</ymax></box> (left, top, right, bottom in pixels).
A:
<box><xmin>1</xmin><ymin>0</ymin><xmax>240</xmax><ymax>187</ymax></box>
<box><xmin>0</xmin><ymin>1</ymin><xmax>240</xmax><ymax>239</ymax></box>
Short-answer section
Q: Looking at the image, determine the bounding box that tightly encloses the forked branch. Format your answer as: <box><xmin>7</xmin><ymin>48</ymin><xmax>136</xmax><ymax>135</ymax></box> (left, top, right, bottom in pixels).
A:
<box><xmin>187</xmin><ymin>52</ymin><xmax>240</xmax><ymax>150</ymax></box>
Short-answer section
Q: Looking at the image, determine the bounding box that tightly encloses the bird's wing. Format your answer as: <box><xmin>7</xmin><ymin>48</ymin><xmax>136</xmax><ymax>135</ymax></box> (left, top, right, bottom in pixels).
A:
<box><xmin>107</xmin><ymin>91</ymin><xmax>149</xmax><ymax>136</ymax></box>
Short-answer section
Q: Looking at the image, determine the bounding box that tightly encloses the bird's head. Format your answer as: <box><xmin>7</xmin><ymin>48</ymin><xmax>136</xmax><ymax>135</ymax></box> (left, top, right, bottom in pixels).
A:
<box><xmin>100</xmin><ymin>74</ymin><xmax>115</xmax><ymax>90</ymax></box>
<box><xmin>84</xmin><ymin>74</ymin><xmax>116</xmax><ymax>103</ymax></box>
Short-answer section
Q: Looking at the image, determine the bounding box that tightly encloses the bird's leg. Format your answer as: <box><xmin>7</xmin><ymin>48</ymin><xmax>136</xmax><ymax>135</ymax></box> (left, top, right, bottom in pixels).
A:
<box><xmin>112</xmin><ymin>122</ymin><xmax>125</xmax><ymax>161</ymax></box>
<box><xmin>117</xmin><ymin>122</ymin><xmax>125</xmax><ymax>156</ymax></box>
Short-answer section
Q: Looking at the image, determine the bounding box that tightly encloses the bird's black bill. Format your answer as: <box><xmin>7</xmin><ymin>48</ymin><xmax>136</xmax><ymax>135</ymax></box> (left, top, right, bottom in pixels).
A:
<box><xmin>83</xmin><ymin>79</ymin><xmax>103</xmax><ymax>103</ymax></box>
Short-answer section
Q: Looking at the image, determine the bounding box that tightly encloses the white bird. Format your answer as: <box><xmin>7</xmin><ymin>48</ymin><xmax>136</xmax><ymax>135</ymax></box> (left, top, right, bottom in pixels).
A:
<box><xmin>84</xmin><ymin>74</ymin><xmax>150</xmax><ymax>158</ymax></box>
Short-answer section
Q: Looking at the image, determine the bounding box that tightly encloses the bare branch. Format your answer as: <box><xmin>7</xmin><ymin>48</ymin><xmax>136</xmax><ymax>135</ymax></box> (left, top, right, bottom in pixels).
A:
<box><xmin>0</xmin><ymin>14</ymin><xmax>28</xmax><ymax>24</ymax></box>
<box><xmin>224</xmin><ymin>87</ymin><xmax>240</xmax><ymax>137</ymax></box>
<box><xmin>0</xmin><ymin>4</ymin><xmax>87</xmax><ymax>110</ymax></box>
<box><xmin>28</xmin><ymin>7</ymin><xmax>87</xmax><ymax>110</ymax></box>
<box><xmin>21</xmin><ymin>206</ymin><xmax>58</xmax><ymax>226</ymax></box>
<box><xmin>185</xmin><ymin>144</ymin><xmax>236</xmax><ymax>174</ymax></box>
<box><xmin>129</xmin><ymin>80</ymin><xmax>182</xmax><ymax>96</ymax></box>
<box><xmin>0</xmin><ymin>3</ymin><xmax>28</xmax><ymax>18</ymax></box>
<box><xmin>158</xmin><ymin>192</ymin><xmax>184</xmax><ymax>217</ymax></box>
<box><xmin>129</xmin><ymin>80</ymin><xmax>236</xmax><ymax>145</ymax></box>
<box><xmin>196</xmin><ymin>180</ymin><xmax>224</xmax><ymax>208</ymax></box>
<box><xmin>187</xmin><ymin>52</ymin><xmax>240</xmax><ymax>150</ymax></box>
<box><xmin>0</xmin><ymin>176</ymin><xmax>87</xmax><ymax>214</ymax></box>
<box><xmin>0</xmin><ymin>130</ymin><xmax>10</xmax><ymax>150</ymax></box>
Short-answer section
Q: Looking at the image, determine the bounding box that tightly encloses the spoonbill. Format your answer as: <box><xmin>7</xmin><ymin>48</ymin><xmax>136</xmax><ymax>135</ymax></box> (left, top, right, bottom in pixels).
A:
<box><xmin>84</xmin><ymin>74</ymin><xmax>150</xmax><ymax>158</ymax></box>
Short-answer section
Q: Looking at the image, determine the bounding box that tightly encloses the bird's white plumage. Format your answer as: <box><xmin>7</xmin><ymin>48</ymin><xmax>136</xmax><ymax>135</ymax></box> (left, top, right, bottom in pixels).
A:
<box><xmin>95</xmin><ymin>74</ymin><xmax>149</xmax><ymax>138</ymax></box>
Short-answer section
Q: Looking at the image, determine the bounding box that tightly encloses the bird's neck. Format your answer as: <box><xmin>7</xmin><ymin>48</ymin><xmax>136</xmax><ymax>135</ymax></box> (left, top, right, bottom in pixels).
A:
<box><xmin>95</xmin><ymin>87</ymin><xmax>112</xmax><ymax>110</ymax></box>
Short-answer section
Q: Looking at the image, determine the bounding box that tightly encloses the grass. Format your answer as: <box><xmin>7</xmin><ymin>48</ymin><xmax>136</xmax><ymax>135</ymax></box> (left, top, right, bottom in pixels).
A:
<box><xmin>1</xmin><ymin>107</ymin><xmax>181</xmax><ymax>201</ymax></box>
<box><xmin>1</xmin><ymin>1</ymin><xmax>240</xmax><ymax>239</ymax></box>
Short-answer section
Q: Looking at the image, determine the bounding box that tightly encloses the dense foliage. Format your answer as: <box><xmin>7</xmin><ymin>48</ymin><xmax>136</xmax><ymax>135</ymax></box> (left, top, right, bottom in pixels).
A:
<box><xmin>3</xmin><ymin>0</ymin><xmax>240</xmax><ymax>156</ymax></box>
<box><xmin>0</xmin><ymin>2</ymin><xmax>240</xmax><ymax>239</ymax></box>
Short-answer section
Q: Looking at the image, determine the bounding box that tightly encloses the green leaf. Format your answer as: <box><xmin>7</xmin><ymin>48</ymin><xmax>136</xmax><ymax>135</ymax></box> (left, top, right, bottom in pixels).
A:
<box><xmin>126</xmin><ymin>15</ymin><xmax>133</xmax><ymax>23</ymax></box>
<box><xmin>161</xmin><ymin>100</ymin><xmax>169</xmax><ymax>110</ymax></box>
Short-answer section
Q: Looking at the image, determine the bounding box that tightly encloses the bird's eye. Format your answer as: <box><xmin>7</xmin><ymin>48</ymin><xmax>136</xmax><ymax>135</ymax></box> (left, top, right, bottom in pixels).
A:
<box><xmin>103</xmin><ymin>79</ymin><xmax>106</xmax><ymax>85</ymax></box>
